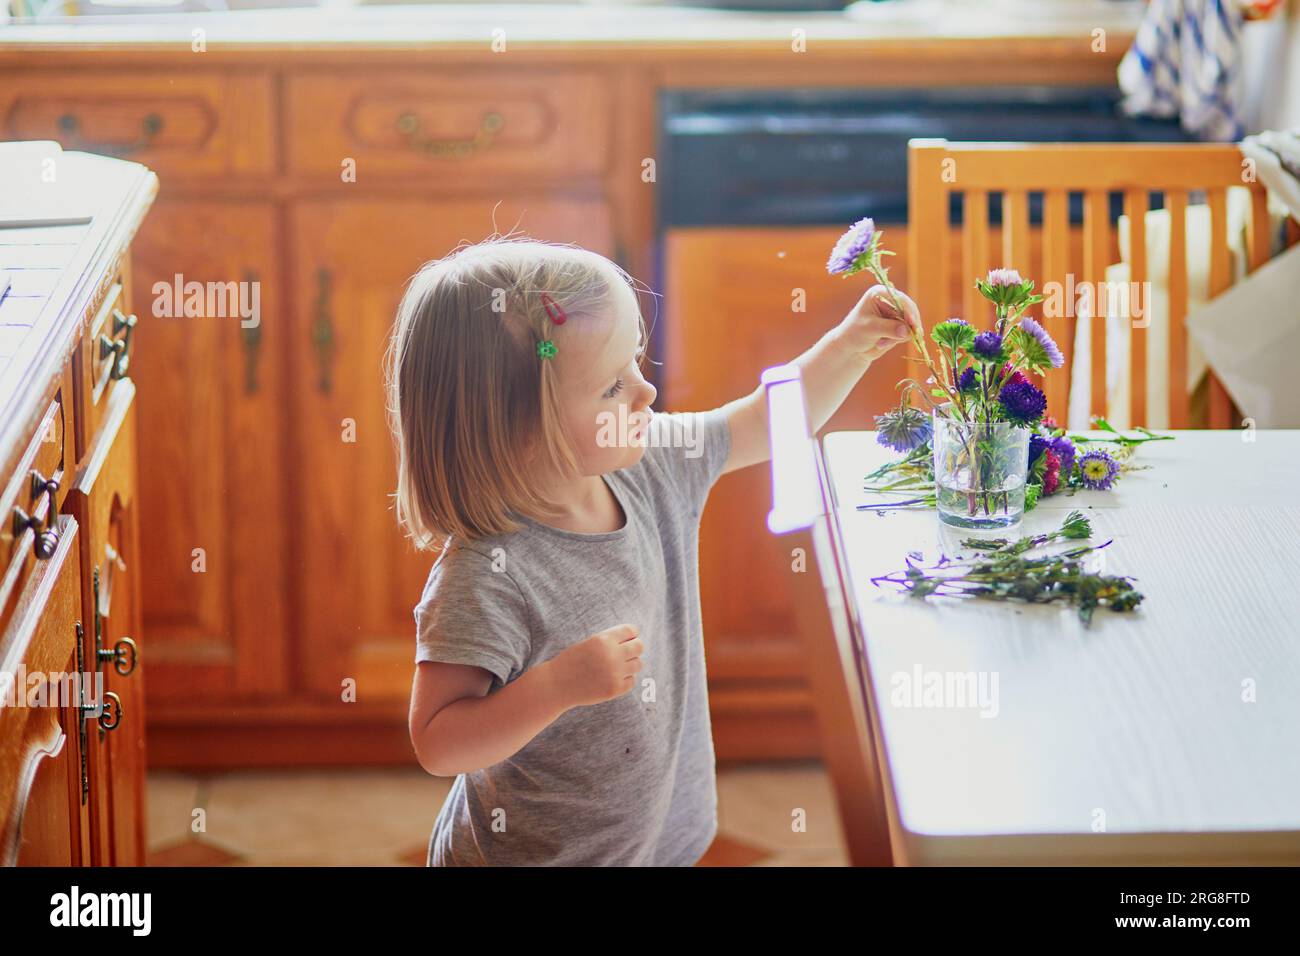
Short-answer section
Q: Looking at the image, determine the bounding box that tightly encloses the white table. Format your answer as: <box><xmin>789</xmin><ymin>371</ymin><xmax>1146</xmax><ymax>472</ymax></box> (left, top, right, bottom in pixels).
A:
<box><xmin>821</xmin><ymin>430</ymin><xmax>1300</xmax><ymax>865</ymax></box>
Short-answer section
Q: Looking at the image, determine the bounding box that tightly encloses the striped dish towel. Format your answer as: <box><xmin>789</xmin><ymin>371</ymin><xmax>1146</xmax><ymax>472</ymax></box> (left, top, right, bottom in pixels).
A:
<box><xmin>1118</xmin><ymin>0</ymin><xmax>1246</xmax><ymax>142</ymax></box>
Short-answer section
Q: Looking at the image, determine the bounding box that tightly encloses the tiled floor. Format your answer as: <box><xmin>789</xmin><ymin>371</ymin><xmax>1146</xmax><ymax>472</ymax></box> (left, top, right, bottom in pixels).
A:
<box><xmin>145</xmin><ymin>761</ymin><xmax>849</xmax><ymax>866</ymax></box>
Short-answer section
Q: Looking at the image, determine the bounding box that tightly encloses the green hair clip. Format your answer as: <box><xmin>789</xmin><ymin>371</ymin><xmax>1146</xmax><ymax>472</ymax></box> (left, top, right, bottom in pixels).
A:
<box><xmin>537</xmin><ymin>340</ymin><xmax>558</xmax><ymax>360</ymax></box>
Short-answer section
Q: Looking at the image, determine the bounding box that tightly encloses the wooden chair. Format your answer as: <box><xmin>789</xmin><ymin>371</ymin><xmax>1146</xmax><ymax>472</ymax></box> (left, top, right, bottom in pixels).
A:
<box><xmin>762</xmin><ymin>363</ymin><xmax>894</xmax><ymax>866</ymax></box>
<box><xmin>906</xmin><ymin>139</ymin><xmax>1276</xmax><ymax>429</ymax></box>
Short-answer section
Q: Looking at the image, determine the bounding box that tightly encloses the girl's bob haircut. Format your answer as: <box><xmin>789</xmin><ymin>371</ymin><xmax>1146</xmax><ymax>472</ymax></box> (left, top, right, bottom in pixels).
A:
<box><xmin>385</xmin><ymin>235</ymin><xmax>647</xmax><ymax>550</ymax></box>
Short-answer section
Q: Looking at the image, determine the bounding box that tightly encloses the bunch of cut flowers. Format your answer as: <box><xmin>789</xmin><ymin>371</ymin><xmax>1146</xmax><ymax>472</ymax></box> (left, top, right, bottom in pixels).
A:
<box><xmin>825</xmin><ymin>216</ymin><xmax>1171</xmax><ymax>512</ymax></box>
<box><xmin>871</xmin><ymin>510</ymin><xmax>1144</xmax><ymax>626</ymax></box>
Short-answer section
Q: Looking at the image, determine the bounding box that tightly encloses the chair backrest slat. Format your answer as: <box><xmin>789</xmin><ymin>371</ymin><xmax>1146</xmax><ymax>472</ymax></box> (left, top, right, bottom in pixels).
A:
<box><xmin>907</xmin><ymin>142</ymin><xmax>950</xmax><ymax>347</ymax></box>
<box><xmin>1125</xmin><ymin>188</ymin><xmax>1150</xmax><ymax>427</ymax></box>
<box><xmin>1041</xmin><ymin>187</ymin><xmax>1072</xmax><ymax>417</ymax></box>
<box><xmin>1207</xmin><ymin>187</ymin><xmax>1233</xmax><ymax>427</ymax></box>
<box><xmin>1167</xmin><ymin>189</ymin><xmax>1190</xmax><ymax>428</ymax></box>
<box><xmin>962</xmin><ymin>190</ymin><xmax>990</xmax><ymax>323</ymax></box>
<box><xmin>1249</xmin><ymin>189</ymin><xmax>1272</xmax><ymax>272</ymax></box>
<box><xmin>1083</xmin><ymin>188</ymin><xmax>1110</xmax><ymax>421</ymax></box>
<box><xmin>1003</xmin><ymin>188</ymin><xmax>1032</xmax><ymax>275</ymax></box>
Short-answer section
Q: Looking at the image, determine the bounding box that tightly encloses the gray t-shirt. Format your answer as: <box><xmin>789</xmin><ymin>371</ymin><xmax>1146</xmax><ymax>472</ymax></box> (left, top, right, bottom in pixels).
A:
<box><xmin>414</xmin><ymin>407</ymin><xmax>732</xmax><ymax>866</ymax></box>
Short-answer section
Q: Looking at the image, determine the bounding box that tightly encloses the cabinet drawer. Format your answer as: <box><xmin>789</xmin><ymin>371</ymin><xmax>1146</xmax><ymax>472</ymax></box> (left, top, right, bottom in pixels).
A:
<box><xmin>0</xmin><ymin>388</ymin><xmax>72</xmax><ymax>647</ymax></box>
<box><xmin>285</xmin><ymin>70</ymin><xmax>611</xmax><ymax>181</ymax></box>
<box><xmin>76</xmin><ymin>278</ymin><xmax>136</xmax><ymax>448</ymax></box>
<box><xmin>0</xmin><ymin>71</ymin><xmax>274</xmax><ymax>179</ymax></box>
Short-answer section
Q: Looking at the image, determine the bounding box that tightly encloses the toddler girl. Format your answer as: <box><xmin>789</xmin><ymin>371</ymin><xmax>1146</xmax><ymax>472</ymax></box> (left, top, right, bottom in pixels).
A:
<box><xmin>387</xmin><ymin>236</ymin><xmax>918</xmax><ymax>866</ymax></box>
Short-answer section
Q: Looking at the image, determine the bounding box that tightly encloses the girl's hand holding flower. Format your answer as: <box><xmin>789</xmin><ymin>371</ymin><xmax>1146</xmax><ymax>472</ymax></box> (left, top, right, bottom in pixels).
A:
<box><xmin>835</xmin><ymin>283</ymin><xmax>921</xmax><ymax>365</ymax></box>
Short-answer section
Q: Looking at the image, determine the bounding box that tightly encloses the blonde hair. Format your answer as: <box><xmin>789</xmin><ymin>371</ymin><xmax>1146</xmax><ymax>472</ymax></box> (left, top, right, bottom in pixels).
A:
<box><xmin>385</xmin><ymin>235</ymin><xmax>648</xmax><ymax>550</ymax></box>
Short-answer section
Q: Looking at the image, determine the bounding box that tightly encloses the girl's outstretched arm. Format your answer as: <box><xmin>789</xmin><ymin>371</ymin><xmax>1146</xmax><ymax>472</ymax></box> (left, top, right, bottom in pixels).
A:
<box><xmin>717</xmin><ymin>284</ymin><xmax>922</xmax><ymax>476</ymax></box>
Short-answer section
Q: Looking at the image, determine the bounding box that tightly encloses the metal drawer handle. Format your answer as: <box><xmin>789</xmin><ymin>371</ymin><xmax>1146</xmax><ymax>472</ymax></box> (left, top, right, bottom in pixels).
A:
<box><xmin>241</xmin><ymin>269</ymin><xmax>261</xmax><ymax>395</ymax></box>
<box><xmin>10</xmin><ymin>507</ymin><xmax>57</xmax><ymax>559</ymax></box>
<box><xmin>98</xmin><ymin>636</ymin><xmax>138</xmax><ymax>677</ymax></box>
<box><xmin>75</xmin><ymin>667</ymin><xmax>121</xmax><ymax>731</ymax></box>
<box><xmin>98</xmin><ymin>335</ymin><xmax>126</xmax><ymax>382</ymax></box>
<box><xmin>11</xmin><ymin>471</ymin><xmax>60</xmax><ymax>559</ymax></box>
<box><xmin>92</xmin><ymin>563</ymin><xmax>138</xmax><ymax>678</ymax></box>
<box><xmin>395</xmin><ymin>110</ymin><xmax>504</xmax><ymax>159</ymax></box>
<box><xmin>58</xmin><ymin>111</ymin><xmax>163</xmax><ymax>156</ymax></box>
<box><xmin>109</xmin><ymin>308</ymin><xmax>136</xmax><ymax>380</ymax></box>
<box><xmin>311</xmin><ymin>267</ymin><xmax>335</xmax><ymax>394</ymax></box>
<box><xmin>97</xmin><ymin>691</ymin><xmax>123</xmax><ymax>732</ymax></box>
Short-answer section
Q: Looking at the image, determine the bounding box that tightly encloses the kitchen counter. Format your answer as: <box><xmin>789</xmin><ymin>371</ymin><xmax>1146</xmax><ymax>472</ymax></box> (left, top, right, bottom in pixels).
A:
<box><xmin>0</xmin><ymin>0</ymin><xmax>1142</xmax><ymax>54</ymax></box>
<box><xmin>0</xmin><ymin>146</ymin><xmax>157</xmax><ymax>476</ymax></box>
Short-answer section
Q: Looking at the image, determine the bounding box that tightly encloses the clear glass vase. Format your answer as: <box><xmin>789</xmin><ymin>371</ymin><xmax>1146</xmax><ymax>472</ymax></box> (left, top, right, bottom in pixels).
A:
<box><xmin>932</xmin><ymin>407</ymin><xmax>1031</xmax><ymax>530</ymax></box>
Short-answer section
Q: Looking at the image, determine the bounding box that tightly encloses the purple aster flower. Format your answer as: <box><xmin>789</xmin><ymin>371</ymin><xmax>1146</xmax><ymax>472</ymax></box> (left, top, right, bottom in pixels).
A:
<box><xmin>1048</xmin><ymin>435</ymin><xmax>1076</xmax><ymax>475</ymax></box>
<box><xmin>827</xmin><ymin>217</ymin><xmax>877</xmax><ymax>275</ymax></box>
<box><xmin>972</xmin><ymin>331</ymin><xmax>1004</xmax><ymax>361</ymax></box>
<box><xmin>985</xmin><ymin>268</ymin><xmax>1024</xmax><ymax>288</ymax></box>
<box><xmin>950</xmin><ymin>318</ymin><xmax>969</xmax><ymax>326</ymax></box>
<box><xmin>1028</xmin><ymin>433</ymin><xmax>1051</xmax><ymax>468</ymax></box>
<box><xmin>1018</xmin><ymin>316</ymin><xmax>1065</xmax><ymax>369</ymax></box>
<box><xmin>955</xmin><ymin>366</ymin><xmax>978</xmax><ymax>392</ymax></box>
<box><xmin>874</xmin><ymin>405</ymin><xmax>932</xmax><ymax>454</ymax></box>
<box><xmin>1078</xmin><ymin>449</ymin><xmax>1120</xmax><ymax>490</ymax></box>
<box><xmin>998</xmin><ymin>379</ymin><xmax>1047</xmax><ymax>426</ymax></box>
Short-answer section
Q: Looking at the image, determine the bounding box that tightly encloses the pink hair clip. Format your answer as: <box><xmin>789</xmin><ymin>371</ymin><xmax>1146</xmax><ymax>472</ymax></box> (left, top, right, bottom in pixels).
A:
<box><xmin>540</xmin><ymin>292</ymin><xmax>567</xmax><ymax>326</ymax></box>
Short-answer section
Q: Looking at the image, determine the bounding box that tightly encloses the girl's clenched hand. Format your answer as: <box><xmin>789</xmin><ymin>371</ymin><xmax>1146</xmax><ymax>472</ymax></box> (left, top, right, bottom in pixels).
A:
<box><xmin>835</xmin><ymin>284</ymin><xmax>922</xmax><ymax>365</ymax></box>
<box><xmin>547</xmin><ymin>624</ymin><xmax>644</xmax><ymax>709</ymax></box>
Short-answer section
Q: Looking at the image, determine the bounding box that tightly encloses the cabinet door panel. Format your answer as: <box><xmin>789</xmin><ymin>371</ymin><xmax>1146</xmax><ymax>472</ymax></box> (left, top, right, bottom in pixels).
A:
<box><xmin>129</xmin><ymin>201</ymin><xmax>288</xmax><ymax>701</ymax></box>
<box><xmin>663</xmin><ymin>226</ymin><xmax>912</xmax><ymax>687</ymax></box>
<box><xmin>291</xmin><ymin>198</ymin><xmax>614</xmax><ymax>699</ymax></box>
<box><xmin>1</xmin><ymin>517</ymin><xmax>88</xmax><ymax>867</ymax></box>
<box><xmin>68</xmin><ymin>381</ymin><xmax>147</xmax><ymax>866</ymax></box>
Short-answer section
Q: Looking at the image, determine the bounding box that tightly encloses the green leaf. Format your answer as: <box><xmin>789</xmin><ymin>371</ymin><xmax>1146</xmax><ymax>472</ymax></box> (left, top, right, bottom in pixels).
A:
<box><xmin>930</xmin><ymin>388</ymin><xmax>948</xmax><ymax>399</ymax></box>
<box><xmin>1058</xmin><ymin>510</ymin><xmax>1092</xmax><ymax>539</ymax></box>
<box><xmin>931</xmin><ymin>320</ymin><xmax>976</xmax><ymax>351</ymax></box>
<box><xmin>1030</xmin><ymin>453</ymin><xmax>1048</xmax><ymax>484</ymax></box>
<box><xmin>1024</xmin><ymin>482</ymin><xmax>1042</xmax><ymax>511</ymax></box>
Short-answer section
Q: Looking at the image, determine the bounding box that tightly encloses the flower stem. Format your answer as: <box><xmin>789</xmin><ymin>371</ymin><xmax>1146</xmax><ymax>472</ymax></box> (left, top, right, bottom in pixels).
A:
<box><xmin>868</xmin><ymin>263</ymin><xmax>969</xmax><ymax>422</ymax></box>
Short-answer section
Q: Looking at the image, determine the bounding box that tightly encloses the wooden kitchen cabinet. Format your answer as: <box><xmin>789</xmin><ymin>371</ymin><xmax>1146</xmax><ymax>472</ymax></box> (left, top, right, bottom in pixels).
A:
<box><xmin>0</xmin><ymin>147</ymin><xmax>156</xmax><ymax>865</ymax></box>
<box><xmin>290</xmin><ymin>198</ymin><xmax>615</xmax><ymax>703</ymax></box>
<box><xmin>128</xmin><ymin>200</ymin><xmax>290</xmax><ymax>704</ymax></box>
<box><xmin>663</xmin><ymin>225</ymin><xmax>913</xmax><ymax>758</ymax></box>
